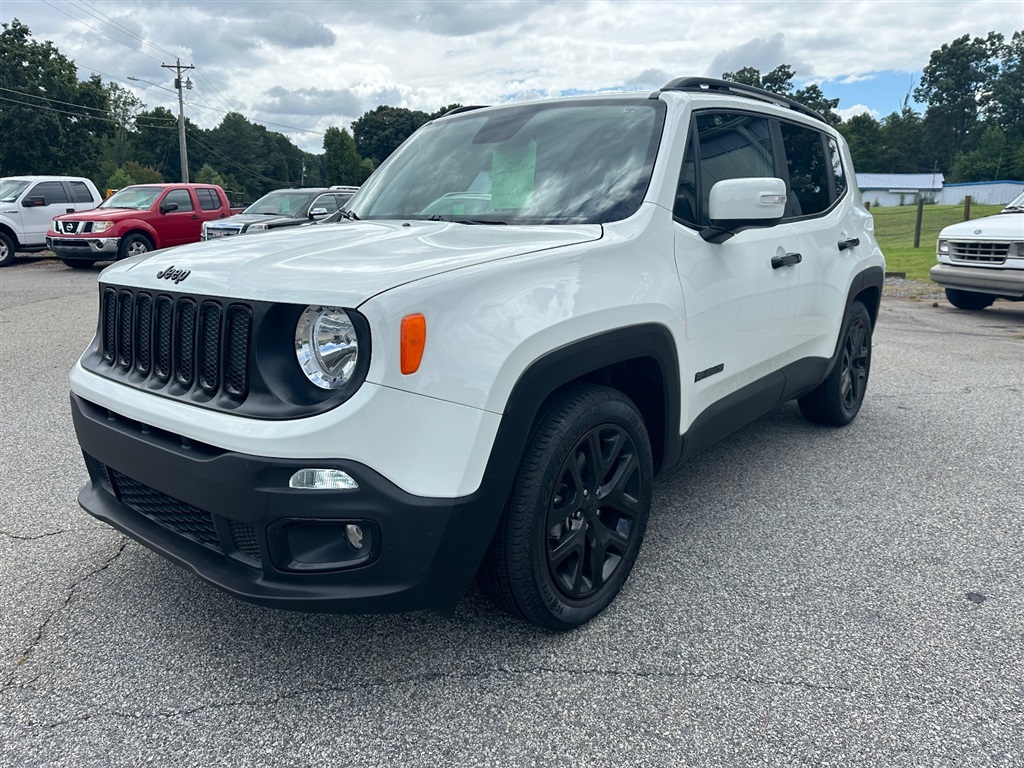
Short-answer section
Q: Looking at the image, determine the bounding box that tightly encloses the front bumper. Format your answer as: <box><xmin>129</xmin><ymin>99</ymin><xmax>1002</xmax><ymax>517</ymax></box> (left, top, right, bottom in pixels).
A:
<box><xmin>929</xmin><ymin>263</ymin><xmax>1024</xmax><ymax>299</ymax></box>
<box><xmin>71</xmin><ymin>393</ymin><xmax>508</xmax><ymax>614</ymax></box>
<box><xmin>47</xmin><ymin>235</ymin><xmax>120</xmax><ymax>259</ymax></box>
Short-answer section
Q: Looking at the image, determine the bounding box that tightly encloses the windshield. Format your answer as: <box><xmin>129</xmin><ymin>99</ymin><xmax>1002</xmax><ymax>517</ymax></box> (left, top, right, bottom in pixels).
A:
<box><xmin>350</xmin><ymin>99</ymin><xmax>665</xmax><ymax>224</ymax></box>
<box><xmin>244</xmin><ymin>191</ymin><xmax>319</xmax><ymax>217</ymax></box>
<box><xmin>1001</xmin><ymin>191</ymin><xmax>1024</xmax><ymax>212</ymax></box>
<box><xmin>99</xmin><ymin>186</ymin><xmax>163</xmax><ymax>210</ymax></box>
<box><xmin>0</xmin><ymin>179</ymin><xmax>31</xmax><ymax>203</ymax></box>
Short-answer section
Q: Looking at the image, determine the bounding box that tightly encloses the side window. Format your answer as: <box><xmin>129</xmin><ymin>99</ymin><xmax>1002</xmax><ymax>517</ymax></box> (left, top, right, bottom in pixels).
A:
<box><xmin>163</xmin><ymin>189</ymin><xmax>194</xmax><ymax>212</ymax></box>
<box><xmin>29</xmin><ymin>181</ymin><xmax>71</xmax><ymax>205</ymax></box>
<box><xmin>828</xmin><ymin>137</ymin><xmax>847</xmax><ymax>198</ymax></box>
<box><xmin>68</xmin><ymin>181</ymin><xmax>95</xmax><ymax>203</ymax></box>
<box><xmin>677</xmin><ymin>112</ymin><xmax>774</xmax><ymax>227</ymax></box>
<box><xmin>780</xmin><ymin>123</ymin><xmax>831</xmax><ymax>216</ymax></box>
<box><xmin>196</xmin><ymin>188</ymin><xmax>220</xmax><ymax>211</ymax></box>
<box><xmin>312</xmin><ymin>194</ymin><xmax>340</xmax><ymax>215</ymax></box>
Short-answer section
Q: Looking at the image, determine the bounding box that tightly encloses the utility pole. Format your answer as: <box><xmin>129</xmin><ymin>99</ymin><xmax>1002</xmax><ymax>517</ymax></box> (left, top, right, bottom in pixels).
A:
<box><xmin>161</xmin><ymin>59</ymin><xmax>194</xmax><ymax>183</ymax></box>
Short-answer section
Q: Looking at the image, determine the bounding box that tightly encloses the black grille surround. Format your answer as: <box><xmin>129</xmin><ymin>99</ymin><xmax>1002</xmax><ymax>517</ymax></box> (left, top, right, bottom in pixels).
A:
<box><xmin>81</xmin><ymin>283</ymin><xmax>372</xmax><ymax>419</ymax></box>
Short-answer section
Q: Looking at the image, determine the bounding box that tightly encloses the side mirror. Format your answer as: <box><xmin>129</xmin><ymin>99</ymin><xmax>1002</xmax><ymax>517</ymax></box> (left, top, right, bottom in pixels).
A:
<box><xmin>160</xmin><ymin>202</ymin><xmax>179</xmax><ymax>214</ymax></box>
<box><xmin>309</xmin><ymin>207</ymin><xmax>329</xmax><ymax>219</ymax></box>
<box><xmin>23</xmin><ymin>196</ymin><xmax>46</xmax><ymax>207</ymax></box>
<box><xmin>701</xmin><ymin>178</ymin><xmax>786</xmax><ymax>243</ymax></box>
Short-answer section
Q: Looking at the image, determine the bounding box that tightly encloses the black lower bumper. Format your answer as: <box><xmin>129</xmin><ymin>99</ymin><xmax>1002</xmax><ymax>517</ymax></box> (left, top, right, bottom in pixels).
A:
<box><xmin>71</xmin><ymin>393</ymin><xmax>509</xmax><ymax>614</ymax></box>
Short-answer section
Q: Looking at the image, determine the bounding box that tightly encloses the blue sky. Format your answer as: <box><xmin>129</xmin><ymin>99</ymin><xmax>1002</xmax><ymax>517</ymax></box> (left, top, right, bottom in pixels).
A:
<box><xmin>3</xmin><ymin>0</ymin><xmax>1020</xmax><ymax>152</ymax></box>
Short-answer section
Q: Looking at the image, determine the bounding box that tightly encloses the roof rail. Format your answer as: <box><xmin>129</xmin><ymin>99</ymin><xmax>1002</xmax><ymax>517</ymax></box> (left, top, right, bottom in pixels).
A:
<box><xmin>659</xmin><ymin>77</ymin><xmax>825</xmax><ymax>124</ymax></box>
<box><xmin>439</xmin><ymin>105</ymin><xmax>490</xmax><ymax>117</ymax></box>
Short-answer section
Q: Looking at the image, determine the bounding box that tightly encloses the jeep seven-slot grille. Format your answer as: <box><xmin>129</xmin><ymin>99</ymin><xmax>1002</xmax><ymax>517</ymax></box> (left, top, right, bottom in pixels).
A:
<box><xmin>949</xmin><ymin>241</ymin><xmax>1010</xmax><ymax>265</ymax></box>
<box><xmin>98</xmin><ymin>287</ymin><xmax>252</xmax><ymax>401</ymax></box>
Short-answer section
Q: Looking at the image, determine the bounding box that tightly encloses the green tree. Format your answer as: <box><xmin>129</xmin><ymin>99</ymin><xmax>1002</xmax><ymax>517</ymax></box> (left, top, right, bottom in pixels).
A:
<box><xmin>352</xmin><ymin>105</ymin><xmax>430</xmax><ymax>165</ymax></box>
<box><xmin>984</xmin><ymin>30</ymin><xmax>1024</xmax><ymax>141</ymax></box>
<box><xmin>793</xmin><ymin>83</ymin><xmax>841</xmax><ymax>126</ymax></box>
<box><xmin>842</xmin><ymin>113</ymin><xmax>884</xmax><ymax>173</ymax></box>
<box><xmin>0</xmin><ymin>19</ymin><xmax>108</xmax><ymax>177</ymax></box>
<box><xmin>323</xmin><ymin>126</ymin><xmax>370</xmax><ymax>185</ymax></box>
<box><xmin>195</xmin><ymin>163</ymin><xmax>226</xmax><ymax>187</ymax></box>
<box><xmin>105</xmin><ymin>166</ymin><xmax>135</xmax><ymax>191</ymax></box>
<box><xmin>722</xmin><ymin>64</ymin><xmax>795</xmax><ymax>94</ymax></box>
<box><xmin>133</xmin><ymin>107</ymin><xmax>193</xmax><ymax>182</ymax></box>
<box><xmin>950</xmin><ymin>125</ymin><xmax>1009</xmax><ymax>181</ymax></box>
<box><xmin>877</xmin><ymin>105</ymin><xmax>931</xmax><ymax>173</ymax></box>
<box><xmin>914</xmin><ymin>32</ymin><xmax>1004</xmax><ymax>169</ymax></box>
<box><xmin>104</xmin><ymin>81</ymin><xmax>143</xmax><ymax>167</ymax></box>
<box><xmin>121</xmin><ymin>161</ymin><xmax>162</xmax><ymax>184</ymax></box>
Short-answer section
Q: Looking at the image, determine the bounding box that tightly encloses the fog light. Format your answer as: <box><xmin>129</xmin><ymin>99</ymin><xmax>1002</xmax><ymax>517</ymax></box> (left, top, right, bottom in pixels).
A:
<box><xmin>289</xmin><ymin>468</ymin><xmax>358</xmax><ymax>490</ymax></box>
<box><xmin>345</xmin><ymin>524</ymin><xmax>364</xmax><ymax>549</ymax></box>
<box><xmin>271</xmin><ymin>520</ymin><xmax>377</xmax><ymax>571</ymax></box>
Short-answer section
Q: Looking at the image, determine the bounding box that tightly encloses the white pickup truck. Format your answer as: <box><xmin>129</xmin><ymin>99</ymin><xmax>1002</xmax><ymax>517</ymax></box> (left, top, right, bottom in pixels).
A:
<box><xmin>0</xmin><ymin>175</ymin><xmax>102</xmax><ymax>266</ymax></box>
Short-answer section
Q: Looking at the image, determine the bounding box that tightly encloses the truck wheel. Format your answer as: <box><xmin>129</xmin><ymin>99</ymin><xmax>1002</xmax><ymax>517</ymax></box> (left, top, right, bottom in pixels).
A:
<box><xmin>118</xmin><ymin>233</ymin><xmax>153</xmax><ymax>260</ymax></box>
<box><xmin>61</xmin><ymin>259</ymin><xmax>96</xmax><ymax>269</ymax></box>
<box><xmin>945</xmin><ymin>288</ymin><xmax>995</xmax><ymax>311</ymax></box>
<box><xmin>799</xmin><ymin>300</ymin><xmax>872</xmax><ymax>426</ymax></box>
<box><xmin>0</xmin><ymin>231</ymin><xmax>16</xmax><ymax>267</ymax></box>
<box><xmin>481</xmin><ymin>384</ymin><xmax>653</xmax><ymax>630</ymax></box>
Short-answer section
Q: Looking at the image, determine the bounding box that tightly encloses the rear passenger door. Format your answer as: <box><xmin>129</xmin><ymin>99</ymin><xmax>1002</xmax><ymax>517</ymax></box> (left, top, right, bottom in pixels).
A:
<box><xmin>775</xmin><ymin>121</ymin><xmax>853</xmax><ymax>362</ymax></box>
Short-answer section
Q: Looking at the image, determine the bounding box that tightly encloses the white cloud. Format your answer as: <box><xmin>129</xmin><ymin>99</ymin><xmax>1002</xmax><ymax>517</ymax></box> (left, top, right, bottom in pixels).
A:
<box><xmin>6</xmin><ymin>0</ymin><xmax>1022</xmax><ymax>152</ymax></box>
<box><xmin>836</xmin><ymin>104</ymin><xmax>880</xmax><ymax>121</ymax></box>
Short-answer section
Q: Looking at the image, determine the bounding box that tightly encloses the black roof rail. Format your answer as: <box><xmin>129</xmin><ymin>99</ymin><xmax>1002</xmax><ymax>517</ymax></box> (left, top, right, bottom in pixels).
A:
<box><xmin>658</xmin><ymin>77</ymin><xmax>825</xmax><ymax>124</ymax></box>
<box><xmin>439</xmin><ymin>105</ymin><xmax>490</xmax><ymax>117</ymax></box>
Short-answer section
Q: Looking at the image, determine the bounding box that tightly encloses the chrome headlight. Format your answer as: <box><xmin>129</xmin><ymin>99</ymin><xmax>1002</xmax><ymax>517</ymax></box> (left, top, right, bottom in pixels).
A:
<box><xmin>937</xmin><ymin>239</ymin><xmax>949</xmax><ymax>256</ymax></box>
<box><xmin>1008</xmin><ymin>241</ymin><xmax>1023</xmax><ymax>258</ymax></box>
<box><xmin>246</xmin><ymin>222</ymin><xmax>269</xmax><ymax>232</ymax></box>
<box><xmin>92</xmin><ymin>220</ymin><xmax>115</xmax><ymax>233</ymax></box>
<box><xmin>295</xmin><ymin>307</ymin><xmax>359</xmax><ymax>390</ymax></box>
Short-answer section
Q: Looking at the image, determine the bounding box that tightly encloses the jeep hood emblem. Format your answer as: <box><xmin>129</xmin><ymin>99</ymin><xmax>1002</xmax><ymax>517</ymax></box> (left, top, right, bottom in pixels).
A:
<box><xmin>156</xmin><ymin>266</ymin><xmax>191</xmax><ymax>284</ymax></box>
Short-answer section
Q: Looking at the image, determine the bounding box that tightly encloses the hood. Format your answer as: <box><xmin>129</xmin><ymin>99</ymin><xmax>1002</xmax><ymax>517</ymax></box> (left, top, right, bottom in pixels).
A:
<box><xmin>940</xmin><ymin>211</ymin><xmax>1024</xmax><ymax>240</ymax></box>
<box><xmin>99</xmin><ymin>219</ymin><xmax>602</xmax><ymax>306</ymax></box>
<box><xmin>55</xmin><ymin>207</ymin><xmax>148</xmax><ymax>222</ymax></box>
<box><xmin>208</xmin><ymin>213</ymin><xmax>301</xmax><ymax>228</ymax></box>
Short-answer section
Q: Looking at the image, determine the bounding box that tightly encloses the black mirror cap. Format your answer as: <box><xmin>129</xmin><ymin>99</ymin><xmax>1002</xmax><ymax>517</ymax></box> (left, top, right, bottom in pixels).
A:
<box><xmin>23</xmin><ymin>196</ymin><xmax>46</xmax><ymax>207</ymax></box>
<box><xmin>160</xmin><ymin>202</ymin><xmax>179</xmax><ymax>214</ymax></box>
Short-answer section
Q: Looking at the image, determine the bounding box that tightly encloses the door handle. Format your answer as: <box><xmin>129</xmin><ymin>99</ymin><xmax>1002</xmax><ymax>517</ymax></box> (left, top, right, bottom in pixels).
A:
<box><xmin>771</xmin><ymin>252</ymin><xmax>802</xmax><ymax>269</ymax></box>
<box><xmin>838</xmin><ymin>237</ymin><xmax>860</xmax><ymax>251</ymax></box>
<box><xmin>191</xmin><ymin>215</ymin><xmax>200</xmax><ymax>220</ymax></box>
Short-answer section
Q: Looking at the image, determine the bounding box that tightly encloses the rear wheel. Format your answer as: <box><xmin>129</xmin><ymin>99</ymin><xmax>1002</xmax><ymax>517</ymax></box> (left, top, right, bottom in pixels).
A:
<box><xmin>480</xmin><ymin>384</ymin><xmax>653</xmax><ymax>630</ymax></box>
<box><xmin>799</xmin><ymin>300</ymin><xmax>872</xmax><ymax>426</ymax></box>
<box><xmin>945</xmin><ymin>288</ymin><xmax>995</xmax><ymax>311</ymax></box>
<box><xmin>117</xmin><ymin>233</ymin><xmax>153</xmax><ymax>261</ymax></box>
<box><xmin>0</xmin><ymin>231</ymin><xmax>16</xmax><ymax>267</ymax></box>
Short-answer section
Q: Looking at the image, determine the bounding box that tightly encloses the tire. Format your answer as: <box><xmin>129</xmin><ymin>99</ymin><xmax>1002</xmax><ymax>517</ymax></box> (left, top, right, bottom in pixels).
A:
<box><xmin>798</xmin><ymin>300</ymin><xmax>873</xmax><ymax>427</ymax></box>
<box><xmin>945</xmin><ymin>288</ymin><xmax>995</xmax><ymax>311</ymax></box>
<box><xmin>0</xmin><ymin>231</ymin><xmax>16</xmax><ymax>267</ymax></box>
<box><xmin>480</xmin><ymin>384</ymin><xmax>653</xmax><ymax>631</ymax></box>
<box><xmin>61</xmin><ymin>259</ymin><xmax>96</xmax><ymax>269</ymax></box>
<box><xmin>117</xmin><ymin>232</ymin><xmax>153</xmax><ymax>261</ymax></box>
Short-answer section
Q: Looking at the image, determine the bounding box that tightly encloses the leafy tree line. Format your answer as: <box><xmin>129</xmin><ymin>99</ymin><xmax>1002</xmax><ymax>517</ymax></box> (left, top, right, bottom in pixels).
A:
<box><xmin>723</xmin><ymin>29</ymin><xmax>1023</xmax><ymax>180</ymax></box>
<box><xmin>2</xmin><ymin>18</ymin><xmax>1021</xmax><ymax>205</ymax></box>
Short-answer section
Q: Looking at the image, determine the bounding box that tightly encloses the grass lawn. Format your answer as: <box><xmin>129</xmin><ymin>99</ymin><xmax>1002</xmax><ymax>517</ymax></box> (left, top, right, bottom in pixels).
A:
<box><xmin>870</xmin><ymin>202</ymin><xmax>1004</xmax><ymax>281</ymax></box>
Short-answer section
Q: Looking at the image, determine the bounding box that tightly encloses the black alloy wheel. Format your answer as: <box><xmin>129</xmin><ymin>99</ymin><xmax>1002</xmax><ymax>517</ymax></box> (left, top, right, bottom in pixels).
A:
<box><xmin>798</xmin><ymin>300</ymin><xmax>873</xmax><ymax>426</ymax></box>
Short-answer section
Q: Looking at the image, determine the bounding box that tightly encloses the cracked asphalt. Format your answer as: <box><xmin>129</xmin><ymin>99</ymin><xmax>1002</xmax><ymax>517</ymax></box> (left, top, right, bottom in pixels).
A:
<box><xmin>2</xmin><ymin>258</ymin><xmax>1023</xmax><ymax>767</ymax></box>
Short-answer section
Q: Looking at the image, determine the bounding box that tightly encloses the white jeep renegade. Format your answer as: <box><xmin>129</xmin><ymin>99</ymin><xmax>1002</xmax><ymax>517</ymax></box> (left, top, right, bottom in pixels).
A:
<box><xmin>70</xmin><ymin>78</ymin><xmax>884</xmax><ymax>630</ymax></box>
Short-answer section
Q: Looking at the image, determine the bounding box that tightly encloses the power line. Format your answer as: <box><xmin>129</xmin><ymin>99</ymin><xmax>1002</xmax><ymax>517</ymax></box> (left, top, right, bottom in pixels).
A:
<box><xmin>72</xmin><ymin>0</ymin><xmax>181</xmax><ymax>61</ymax></box>
<box><xmin>0</xmin><ymin>93</ymin><xmax>177</xmax><ymax>129</ymax></box>
<box><xmin>40</xmin><ymin>0</ymin><xmax>166</xmax><ymax>65</ymax></box>
<box><xmin>190</xmin><ymin>70</ymin><xmax>242</xmax><ymax>116</ymax></box>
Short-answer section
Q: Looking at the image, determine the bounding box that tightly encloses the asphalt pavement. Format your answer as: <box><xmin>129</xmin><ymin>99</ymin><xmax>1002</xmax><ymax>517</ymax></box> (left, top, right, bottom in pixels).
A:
<box><xmin>2</xmin><ymin>257</ymin><xmax>1022</xmax><ymax>767</ymax></box>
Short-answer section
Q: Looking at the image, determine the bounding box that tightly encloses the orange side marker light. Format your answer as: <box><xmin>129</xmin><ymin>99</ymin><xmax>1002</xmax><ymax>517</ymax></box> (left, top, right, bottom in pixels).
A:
<box><xmin>400</xmin><ymin>314</ymin><xmax>427</xmax><ymax>374</ymax></box>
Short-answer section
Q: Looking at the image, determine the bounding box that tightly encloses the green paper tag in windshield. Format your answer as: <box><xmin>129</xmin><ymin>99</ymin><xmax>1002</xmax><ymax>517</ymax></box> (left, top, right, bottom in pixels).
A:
<box><xmin>491</xmin><ymin>139</ymin><xmax>536</xmax><ymax>209</ymax></box>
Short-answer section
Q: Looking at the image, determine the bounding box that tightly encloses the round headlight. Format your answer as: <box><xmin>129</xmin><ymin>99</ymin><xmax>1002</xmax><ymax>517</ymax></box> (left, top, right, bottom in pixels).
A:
<box><xmin>295</xmin><ymin>307</ymin><xmax>359</xmax><ymax>389</ymax></box>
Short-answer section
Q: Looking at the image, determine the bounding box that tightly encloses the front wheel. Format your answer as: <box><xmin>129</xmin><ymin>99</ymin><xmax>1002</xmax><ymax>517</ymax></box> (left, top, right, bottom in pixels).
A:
<box><xmin>0</xmin><ymin>231</ymin><xmax>16</xmax><ymax>267</ymax></box>
<box><xmin>799</xmin><ymin>300</ymin><xmax>873</xmax><ymax>426</ymax></box>
<box><xmin>480</xmin><ymin>384</ymin><xmax>653</xmax><ymax>630</ymax></box>
<box><xmin>117</xmin><ymin>233</ymin><xmax>153</xmax><ymax>261</ymax></box>
<box><xmin>945</xmin><ymin>288</ymin><xmax>995</xmax><ymax>311</ymax></box>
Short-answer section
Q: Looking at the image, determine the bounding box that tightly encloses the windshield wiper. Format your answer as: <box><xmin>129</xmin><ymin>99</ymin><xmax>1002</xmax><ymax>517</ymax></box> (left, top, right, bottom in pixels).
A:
<box><xmin>340</xmin><ymin>210</ymin><xmax>360</xmax><ymax>221</ymax></box>
<box><xmin>425</xmin><ymin>214</ymin><xmax>506</xmax><ymax>225</ymax></box>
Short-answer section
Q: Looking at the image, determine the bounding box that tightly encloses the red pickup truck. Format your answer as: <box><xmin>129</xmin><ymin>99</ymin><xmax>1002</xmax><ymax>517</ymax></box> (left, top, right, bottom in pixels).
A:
<box><xmin>47</xmin><ymin>183</ymin><xmax>242</xmax><ymax>268</ymax></box>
